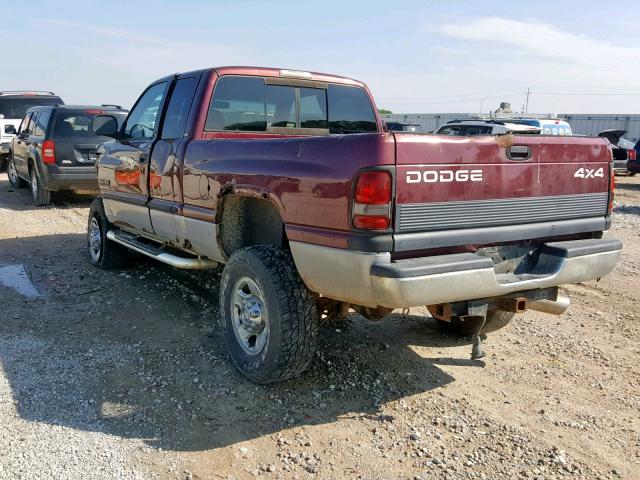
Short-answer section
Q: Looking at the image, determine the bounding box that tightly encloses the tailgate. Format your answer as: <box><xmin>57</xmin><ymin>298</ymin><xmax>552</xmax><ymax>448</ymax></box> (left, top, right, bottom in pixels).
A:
<box><xmin>393</xmin><ymin>134</ymin><xmax>611</xmax><ymax>235</ymax></box>
<box><xmin>54</xmin><ymin>137</ymin><xmax>102</xmax><ymax>166</ymax></box>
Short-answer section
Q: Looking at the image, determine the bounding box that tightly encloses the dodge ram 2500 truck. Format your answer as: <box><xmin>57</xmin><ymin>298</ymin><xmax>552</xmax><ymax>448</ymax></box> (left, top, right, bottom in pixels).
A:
<box><xmin>88</xmin><ymin>66</ymin><xmax>621</xmax><ymax>384</ymax></box>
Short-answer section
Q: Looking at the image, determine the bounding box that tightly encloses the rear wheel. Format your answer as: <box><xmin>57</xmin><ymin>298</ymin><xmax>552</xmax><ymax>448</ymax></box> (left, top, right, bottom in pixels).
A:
<box><xmin>434</xmin><ymin>310</ymin><xmax>515</xmax><ymax>336</ymax></box>
<box><xmin>7</xmin><ymin>157</ymin><xmax>27</xmax><ymax>188</ymax></box>
<box><xmin>30</xmin><ymin>167</ymin><xmax>51</xmax><ymax>206</ymax></box>
<box><xmin>220</xmin><ymin>246</ymin><xmax>319</xmax><ymax>384</ymax></box>
<box><xmin>87</xmin><ymin>198</ymin><xmax>129</xmax><ymax>269</ymax></box>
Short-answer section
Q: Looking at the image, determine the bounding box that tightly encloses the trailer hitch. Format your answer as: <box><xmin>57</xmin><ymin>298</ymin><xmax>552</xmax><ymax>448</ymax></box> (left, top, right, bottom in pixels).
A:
<box><xmin>467</xmin><ymin>301</ymin><xmax>489</xmax><ymax>360</ymax></box>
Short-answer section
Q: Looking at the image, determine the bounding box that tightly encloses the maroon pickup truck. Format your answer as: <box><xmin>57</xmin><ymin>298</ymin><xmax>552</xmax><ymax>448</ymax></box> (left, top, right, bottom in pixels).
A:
<box><xmin>87</xmin><ymin>66</ymin><xmax>621</xmax><ymax>383</ymax></box>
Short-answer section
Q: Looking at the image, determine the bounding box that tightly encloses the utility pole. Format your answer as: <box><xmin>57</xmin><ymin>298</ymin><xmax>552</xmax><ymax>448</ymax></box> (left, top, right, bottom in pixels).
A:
<box><xmin>479</xmin><ymin>97</ymin><xmax>488</xmax><ymax>116</ymax></box>
<box><xmin>525</xmin><ymin>87</ymin><xmax>531</xmax><ymax>114</ymax></box>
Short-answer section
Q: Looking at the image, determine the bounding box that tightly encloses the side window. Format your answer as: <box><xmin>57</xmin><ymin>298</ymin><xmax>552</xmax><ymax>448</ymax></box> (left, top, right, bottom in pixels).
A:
<box><xmin>33</xmin><ymin>110</ymin><xmax>51</xmax><ymax>136</ymax></box>
<box><xmin>124</xmin><ymin>82</ymin><xmax>167</xmax><ymax>140</ymax></box>
<box><xmin>24</xmin><ymin>113</ymin><xmax>36</xmax><ymax>135</ymax></box>
<box><xmin>18</xmin><ymin>113</ymin><xmax>32</xmax><ymax>134</ymax></box>
<box><xmin>161</xmin><ymin>77</ymin><xmax>199</xmax><ymax>140</ymax></box>
<box><xmin>205</xmin><ymin>76</ymin><xmax>266</xmax><ymax>132</ymax></box>
<box><xmin>327</xmin><ymin>85</ymin><xmax>377</xmax><ymax>134</ymax></box>
<box><xmin>459</xmin><ymin>126</ymin><xmax>492</xmax><ymax>136</ymax></box>
<box><xmin>300</xmin><ymin>88</ymin><xmax>327</xmax><ymax>129</ymax></box>
<box><xmin>437</xmin><ymin>126</ymin><xmax>461</xmax><ymax>136</ymax></box>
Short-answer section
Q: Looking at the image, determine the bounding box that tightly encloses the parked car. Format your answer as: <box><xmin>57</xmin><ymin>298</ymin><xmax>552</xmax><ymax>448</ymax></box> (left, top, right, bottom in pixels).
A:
<box><xmin>598</xmin><ymin>129</ymin><xmax>637</xmax><ymax>176</ymax></box>
<box><xmin>435</xmin><ymin>119</ymin><xmax>540</xmax><ymax>136</ymax></box>
<box><xmin>631</xmin><ymin>140</ymin><xmax>640</xmax><ymax>175</ymax></box>
<box><xmin>506</xmin><ymin>117</ymin><xmax>572</xmax><ymax>136</ymax></box>
<box><xmin>0</xmin><ymin>91</ymin><xmax>64</xmax><ymax>170</ymax></box>
<box><xmin>87</xmin><ymin>66</ymin><xmax>621</xmax><ymax>384</ymax></box>
<box><xmin>386</xmin><ymin>121</ymin><xmax>422</xmax><ymax>133</ymax></box>
<box><xmin>7</xmin><ymin>105</ymin><xmax>127</xmax><ymax>205</ymax></box>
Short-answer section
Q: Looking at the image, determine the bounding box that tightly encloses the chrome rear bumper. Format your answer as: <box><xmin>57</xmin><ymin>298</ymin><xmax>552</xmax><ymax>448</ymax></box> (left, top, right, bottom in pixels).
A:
<box><xmin>290</xmin><ymin>238</ymin><xmax>622</xmax><ymax>308</ymax></box>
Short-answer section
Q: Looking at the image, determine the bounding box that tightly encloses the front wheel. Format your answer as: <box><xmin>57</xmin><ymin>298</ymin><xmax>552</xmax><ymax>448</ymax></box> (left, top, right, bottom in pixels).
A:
<box><xmin>433</xmin><ymin>310</ymin><xmax>515</xmax><ymax>336</ymax></box>
<box><xmin>7</xmin><ymin>157</ymin><xmax>27</xmax><ymax>188</ymax></box>
<box><xmin>87</xmin><ymin>198</ymin><xmax>129</xmax><ymax>269</ymax></box>
<box><xmin>220</xmin><ymin>246</ymin><xmax>319</xmax><ymax>384</ymax></box>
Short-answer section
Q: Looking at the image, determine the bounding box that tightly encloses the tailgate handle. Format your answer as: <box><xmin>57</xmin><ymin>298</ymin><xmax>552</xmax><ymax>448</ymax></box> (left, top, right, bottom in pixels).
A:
<box><xmin>506</xmin><ymin>145</ymin><xmax>532</xmax><ymax>160</ymax></box>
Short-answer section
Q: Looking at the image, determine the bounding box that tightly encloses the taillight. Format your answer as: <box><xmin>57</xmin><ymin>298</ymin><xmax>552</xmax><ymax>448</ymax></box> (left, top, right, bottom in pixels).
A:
<box><xmin>608</xmin><ymin>167</ymin><xmax>615</xmax><ymax>214</ymax></box>
<box><xmin>42</xmin><ymin>139</ymin><xmax>55</xmax><ymax>164</ymax></box>
<box><xmin>353</xmin><ymin>170</ymin><xmax>392</xmax><ymax>230</ymax></box>
<box><xmin>628</xmin><ymin>149</ymin><xmax>637</xmax><ymax>161</ymax></box>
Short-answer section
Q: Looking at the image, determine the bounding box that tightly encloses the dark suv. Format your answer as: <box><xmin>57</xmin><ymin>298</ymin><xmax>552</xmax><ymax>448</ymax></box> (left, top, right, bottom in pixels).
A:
<box><xmin>7</xmin><ymin>105</ymin><xmax>127</xmax><ymax>205</ymax></box>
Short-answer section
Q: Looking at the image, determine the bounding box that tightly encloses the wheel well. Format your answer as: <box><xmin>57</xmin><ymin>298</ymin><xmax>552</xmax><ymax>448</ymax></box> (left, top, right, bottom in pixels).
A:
<box><xmin>219</xmin><ymin>195</ymin><xmax>285</xmax><ymax>257</ymax></box>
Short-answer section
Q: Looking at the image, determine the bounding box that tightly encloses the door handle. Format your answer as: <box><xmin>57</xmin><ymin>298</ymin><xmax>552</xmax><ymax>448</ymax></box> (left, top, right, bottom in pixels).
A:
<box><xmin>139</xmin><ymin>154</ymin><xmax>147</xmax><ymax>164</ymax></box>
<box><xmin>506</xmin><ymin>145</ymin><xmax>532</xmax><ymax>161</ymax></box>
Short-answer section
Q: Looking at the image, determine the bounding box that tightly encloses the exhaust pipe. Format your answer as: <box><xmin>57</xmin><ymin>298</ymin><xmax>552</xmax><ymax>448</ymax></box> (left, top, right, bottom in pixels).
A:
<box><xmin>527</xmin><ymin>295</ymin><xmax>571</xmax><ymax>316</ymax></box>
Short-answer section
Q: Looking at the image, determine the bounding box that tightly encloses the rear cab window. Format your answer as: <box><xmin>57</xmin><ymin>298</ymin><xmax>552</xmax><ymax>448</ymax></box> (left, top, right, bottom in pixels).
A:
<box><xmin>204</xmin><ymin>76</ymin><xmax>377</xmax><ymax>135</ymax></box>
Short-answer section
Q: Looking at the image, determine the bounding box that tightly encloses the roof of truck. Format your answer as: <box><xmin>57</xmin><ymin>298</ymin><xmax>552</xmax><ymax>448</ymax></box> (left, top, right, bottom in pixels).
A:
<box><xmin>162</xmin><ymin>67</ymin><xmax>366</xmax><ymax>88</ymax></box>
<box><xmin>212</xmin><ymin>66</ymin><xmax>366</xmax><ymax>87</ymax></box>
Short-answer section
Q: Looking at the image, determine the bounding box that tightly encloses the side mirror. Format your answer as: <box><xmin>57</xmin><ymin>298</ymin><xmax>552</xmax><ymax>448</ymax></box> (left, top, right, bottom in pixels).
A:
<box><xmin>4</xmin><ymin>125</ymin><xmax>16</xmax><ymax>135</ymax></box>
<box><xmin>93</xmin><ymin>115</ymin><xmax>119</xmax><ymax>138</ymax></box>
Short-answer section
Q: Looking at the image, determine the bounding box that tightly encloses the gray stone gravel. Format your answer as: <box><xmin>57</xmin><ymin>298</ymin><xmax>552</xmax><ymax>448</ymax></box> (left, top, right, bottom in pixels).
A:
<box><xmin>0</xmin><ymin>335</ymin><xmax>155</xmax><ymax>480</ymax></box>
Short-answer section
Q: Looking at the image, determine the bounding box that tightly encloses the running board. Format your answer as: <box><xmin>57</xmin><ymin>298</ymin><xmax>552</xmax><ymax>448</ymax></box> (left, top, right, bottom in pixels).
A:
<box><xmin>106</xmin><ymin>230</ymin><xmax>218</xmax><ymax>270</ymax></box>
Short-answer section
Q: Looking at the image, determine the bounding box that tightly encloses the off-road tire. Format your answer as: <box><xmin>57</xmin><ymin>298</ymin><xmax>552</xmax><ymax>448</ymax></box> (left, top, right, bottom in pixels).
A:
<box><xmin>7</xmin><ymin>157</ymin><xmax>27</xmax><ymax>188</ymax></box>
<box><xmin>435</xmin><ymin>310</ymin><xmax>515</xmax><ymax>336</ymax></box>
<box><xmin>30</xmin><ymin>166</ymin><xmax>51</xmax><ymax>206</ymax></box>
<box><xmin>87</xmin><ymin>198</ymin><xmax>129</xmax><ymax>269</ymax></box>
<box><xmin>220</xmin><ymin>246</ymin><xmax>319</xmax><ymax>384</ymax></box>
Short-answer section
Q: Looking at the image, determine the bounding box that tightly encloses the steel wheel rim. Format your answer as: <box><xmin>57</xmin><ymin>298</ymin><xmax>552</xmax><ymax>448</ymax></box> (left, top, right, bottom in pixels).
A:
<box><xmin>88</xmin><ymin>217</ymin><xmax>102</xmax><ymax>262</ymax></box>
<box><xmin>231</xmin><ymin>276</ymin><xmax>269</xmax><ymax>356</ymax></box>
<box><xmin>31</xmin><ymin>170</ymin><xmax>38</xmax><ymax>198</ymax></box>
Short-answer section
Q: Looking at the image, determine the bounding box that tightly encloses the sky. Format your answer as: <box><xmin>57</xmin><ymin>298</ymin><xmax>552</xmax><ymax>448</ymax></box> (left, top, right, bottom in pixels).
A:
<box><xmin>1</xmin><ymin>0</ymin><xmax>638</xmax><ymax>114</ymax></box>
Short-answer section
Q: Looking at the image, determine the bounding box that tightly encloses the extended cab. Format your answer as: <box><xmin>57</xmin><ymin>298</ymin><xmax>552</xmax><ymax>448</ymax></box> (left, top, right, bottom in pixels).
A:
<box><xmin>88</xmin><ymin>67</ymin><xmax>622</xmax><ymax>383</ymax></box>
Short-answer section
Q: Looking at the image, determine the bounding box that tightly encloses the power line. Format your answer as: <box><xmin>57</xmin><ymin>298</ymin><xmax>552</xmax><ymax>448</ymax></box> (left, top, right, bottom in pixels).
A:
<box><xmin>531</xmin><ymin>91</ymin><xmax>640</xmax><ymax>96</ymax></box>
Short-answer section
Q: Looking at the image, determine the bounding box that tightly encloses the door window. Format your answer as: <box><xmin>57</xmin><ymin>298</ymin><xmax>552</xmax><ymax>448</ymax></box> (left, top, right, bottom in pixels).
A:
<box><xmin>161</xmin><ymin>77</ymin><xmax>199</xmax><ymax>140</ymax></box>
<box><xmin>124</xmin><ymin>82</ymin><xmax>167</xmax><ymax>140</ymax></box>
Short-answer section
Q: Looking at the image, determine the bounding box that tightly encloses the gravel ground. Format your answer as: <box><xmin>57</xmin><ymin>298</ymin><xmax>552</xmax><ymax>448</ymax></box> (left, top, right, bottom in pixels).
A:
<box><xmin>0</xmin><ymin>173</ymin><xmax>638</xmax><ymax>480</ymax></box>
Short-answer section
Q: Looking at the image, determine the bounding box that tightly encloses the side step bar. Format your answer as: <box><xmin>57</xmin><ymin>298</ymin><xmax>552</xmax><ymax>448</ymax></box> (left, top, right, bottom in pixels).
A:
<box><xmin>106</xmin><ymin>230</ymin><xmax>218</xmax><ymax>270</ymax></box>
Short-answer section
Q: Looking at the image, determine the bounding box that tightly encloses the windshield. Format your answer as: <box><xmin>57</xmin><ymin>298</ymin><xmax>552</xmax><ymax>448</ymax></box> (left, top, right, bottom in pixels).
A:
<box><xmin>0</xmin><ymin>96</ymin><xmax>63</xmax><ymax>119</ymax></box>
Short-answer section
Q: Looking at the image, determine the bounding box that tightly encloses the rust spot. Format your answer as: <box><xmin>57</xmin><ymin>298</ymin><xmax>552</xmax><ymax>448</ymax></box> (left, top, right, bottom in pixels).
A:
<box><xmin>495</xmin><ymin>134</ymin><xmax>515</xmax><ymax>148</ymax></box>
